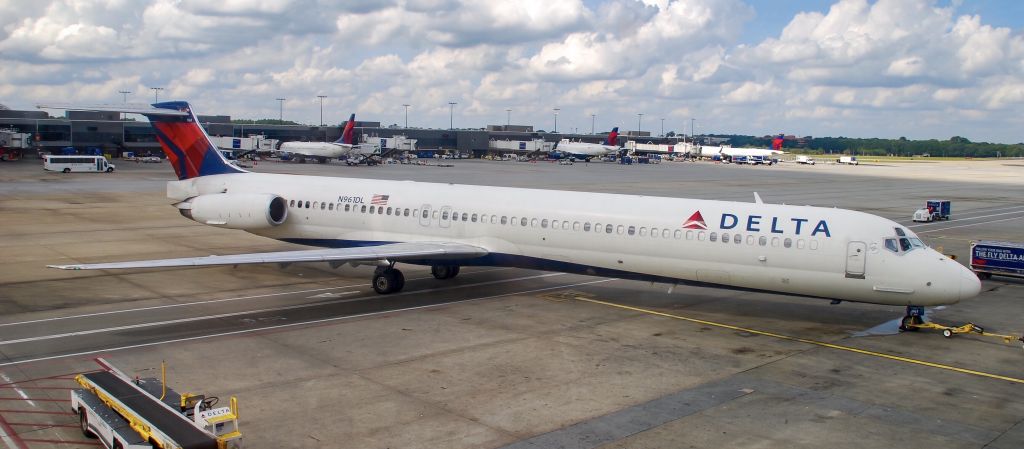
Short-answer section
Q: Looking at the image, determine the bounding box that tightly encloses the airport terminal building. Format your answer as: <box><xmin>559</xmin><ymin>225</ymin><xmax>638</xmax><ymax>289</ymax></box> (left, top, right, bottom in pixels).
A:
<box><xmin>0</xmin><ymin>107</ymin><xmax>677</xmax><ymax>158</ymax></box>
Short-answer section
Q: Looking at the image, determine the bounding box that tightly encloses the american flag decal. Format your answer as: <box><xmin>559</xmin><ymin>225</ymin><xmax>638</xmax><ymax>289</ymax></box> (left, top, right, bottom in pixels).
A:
<box><xmin>371</xmin><ymin>194</ymin><xmax>390</xmax><ymax>205</ymax></box>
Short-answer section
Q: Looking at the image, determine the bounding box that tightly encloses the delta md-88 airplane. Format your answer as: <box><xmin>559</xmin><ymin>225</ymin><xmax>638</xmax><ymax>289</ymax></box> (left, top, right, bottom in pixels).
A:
<box><xmin>45</xmin><ymin>101</ymin><xmax>981</xmax><ymax>328</ymax></box>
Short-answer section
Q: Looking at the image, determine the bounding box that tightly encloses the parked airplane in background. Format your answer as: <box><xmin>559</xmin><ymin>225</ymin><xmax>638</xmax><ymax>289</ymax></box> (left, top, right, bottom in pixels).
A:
<box><xmin>277</xmin><ymin>114</ymin><xmax>381</xmax><ymax>164</ymax></box>
<box><xmin>550</xmin><ymin>127</ymin><xmax>620</xmax><ymax>161</ymax></box>
<box><xmin>43</xmin><ymin>101</ymin><xmax>980</xmax><ymax>329</ymax></box>
<box><xmin>699</xmin><ymin>145</ymin><xmax>785</xmax><ymax>160</ymax></box>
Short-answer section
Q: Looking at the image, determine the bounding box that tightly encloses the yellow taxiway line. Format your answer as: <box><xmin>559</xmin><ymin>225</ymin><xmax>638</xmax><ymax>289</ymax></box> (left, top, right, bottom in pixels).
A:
<box><xmin>574</xmin><ymin>296</ymin><xmax>1024</xmax><ymax>385</ymax></box>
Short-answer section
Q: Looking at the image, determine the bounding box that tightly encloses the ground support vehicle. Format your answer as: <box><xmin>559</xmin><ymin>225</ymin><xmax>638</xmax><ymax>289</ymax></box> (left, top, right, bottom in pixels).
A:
<box><xmin>971</xmin><ymin>240</ymin><xmax>1024</xmax><ymax>279</ymax></box>
<box><xmin>72</xmin><ymin>359</ymin><xmax>241</xmax><ymax>449</ymax></box>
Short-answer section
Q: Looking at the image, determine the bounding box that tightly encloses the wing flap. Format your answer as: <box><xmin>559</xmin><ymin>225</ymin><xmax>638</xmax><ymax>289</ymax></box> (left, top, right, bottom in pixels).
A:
<box><xmin>48</xmin><ymin>242</ymin><xmax>488</xmax><ymax>270</ymax></box>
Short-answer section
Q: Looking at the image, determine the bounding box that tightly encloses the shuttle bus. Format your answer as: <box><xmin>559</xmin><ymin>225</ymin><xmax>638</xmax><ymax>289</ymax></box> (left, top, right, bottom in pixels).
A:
<box><xmin>43</xmin><ymin>155</ymin><xmax>115</xmax><ymax>173</ymax></box>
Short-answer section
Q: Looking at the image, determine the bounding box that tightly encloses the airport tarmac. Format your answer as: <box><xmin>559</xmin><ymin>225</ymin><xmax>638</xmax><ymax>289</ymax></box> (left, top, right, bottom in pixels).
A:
<box><xmin>1</xmin><ymin>157</ymin><xmax>1022</xmax><ymax>449</ymax></box>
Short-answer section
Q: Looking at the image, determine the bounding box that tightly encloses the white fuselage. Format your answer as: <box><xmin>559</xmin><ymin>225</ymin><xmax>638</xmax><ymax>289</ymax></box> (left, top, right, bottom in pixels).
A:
<box><xmin>701</xmin><ymin>146</ymin><xmax>783</xmax><ymax>158</ymax></box>
<box><xmin>170</xmin><ymin>172</ymin><xmax>978</xmax><ymax>306</ymax></box>
<box><xmin>278</xmin><ymin>141</ymin><xmax>377</xmax><ymax>160</ymax></box>
<box><xmin>555</xmin><ymin>140</ymin><xmax>618</xmax><ymax>158</ymax></box>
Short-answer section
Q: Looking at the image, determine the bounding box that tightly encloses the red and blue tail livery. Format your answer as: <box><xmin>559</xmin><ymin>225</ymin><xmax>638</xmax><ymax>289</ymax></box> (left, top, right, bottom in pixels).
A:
<box><xmin>604</xmin><ymin>127</ymin><xmax>619</xmax><ymax>146</ymax></box>
<box><xmin>335</xmin><ymin>113</ymin><xmax>356</xmax><ymax>145</ymax></box>
<box><xmin>144</xmin><ymin>101</ymin><xmax>245</xmax><ymax>180</ymax></box>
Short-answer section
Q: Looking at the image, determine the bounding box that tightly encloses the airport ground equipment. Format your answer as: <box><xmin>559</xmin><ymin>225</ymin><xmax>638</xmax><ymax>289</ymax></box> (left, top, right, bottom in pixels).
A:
<box><xmin>899</xmin><ymin>306</ymin><xmax>1023</xmax><ymax>348</ymax></box>
<box><xmin>970</xmin><ymin>240</ymin><xmax>1024</xmax><ymax>280</ymax></box>
<box><xmin>72</xmin><ymin>359</ymin><xmax>241</xmax><ymax>449</ymax></box>
<box><xmin>912</xmin><ymin>200</ymin><xmax>951</xmax><ymax>222</ymax></box>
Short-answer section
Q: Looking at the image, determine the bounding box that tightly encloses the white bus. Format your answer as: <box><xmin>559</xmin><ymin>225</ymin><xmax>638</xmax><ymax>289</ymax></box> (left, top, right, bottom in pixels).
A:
<box><xmin>43</xmin><ymin>155</ymin><xmax>116</xmax><ymax>173</ymax></box>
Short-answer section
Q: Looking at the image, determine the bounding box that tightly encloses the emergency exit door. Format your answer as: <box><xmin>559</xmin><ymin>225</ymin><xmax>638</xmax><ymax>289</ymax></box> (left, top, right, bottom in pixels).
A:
<box><xmin>846</xmin><ymin>241</ymin><xmax>866</xmax><ymax>279</ymax></box>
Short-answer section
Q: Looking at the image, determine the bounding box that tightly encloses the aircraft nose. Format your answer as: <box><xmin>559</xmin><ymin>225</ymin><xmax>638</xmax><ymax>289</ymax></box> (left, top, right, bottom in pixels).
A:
<box><xmin>959</xmin><ymin>265</ymin><xmax>982</xmax><ymax>301</ymax></box>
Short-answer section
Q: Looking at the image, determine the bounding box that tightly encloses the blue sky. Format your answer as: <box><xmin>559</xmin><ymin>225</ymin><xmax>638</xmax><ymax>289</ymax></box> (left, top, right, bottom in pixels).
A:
<box><xmin>2</xmin><ymin>0</ymin><xmax>1023</xmax><ymax>143</ymax></box>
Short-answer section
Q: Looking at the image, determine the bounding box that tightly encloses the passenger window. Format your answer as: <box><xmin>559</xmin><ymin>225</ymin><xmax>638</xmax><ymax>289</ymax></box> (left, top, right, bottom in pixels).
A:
<box><xmin>329</xmin><ymin>203</ymin><xmax>334</xmax><ymax>211</ymax></box>
<box><xmin>771</xmin><ymin>237</ymin><xmax>780</xmax><ymax>247</ymax></box>
<box><xmin>651</xmin><ymin>228</ymin><xmax>659</xmax><ymax>238</ymax></box>
<box><xmin>584</xmin><ymin>222</ymin><xmax>592</xmax><ymax>232</ymax></box>
<box><xmin>369</xmin><ymin>206</ymin><xmax>376</xmax><ymax>214</ymax></box>
<box><xmin>462</xmin><ymin>213</ymin><xmax>468</xmax><ymax>221</ymax></box>
<box><xmin>573</xmin><ymin>222</ymin><xmax>581</xmax><ymax>231</ymax></box>
<box><xmin>810</xmin><ymin>240</ymin><xmax>819</xmax><ymax>250</ymax></box>
<box><xmin>472</xmin><ymin>214</ymin><xmax>478</xmax><ymax>223</ymax></box>
<box><xmin>521</xmin><ymin>217</ymin><xmax>528</xmax><ymax>226</ymax></box>
<box><xmin>784</xmin><ymin>238</ymin><xmax>792</xmax><ymax>248</ymax></box>
<box><xmin>674</xmin><ymin>230</ymin><xmax>681</xmax><ymax>239</ymax></box>
<box><xmin>541</xmin><ymin>219</ymin><xmax>548</xmax><ymax>228</ymax></box>
<box><xmin>321</xmin><ymin>203</ymin><xmax>326</xmax><ymax>210</ymax></box>
<box><xmin>289</xmin><ymin>200</ymin><xmax>295</xmax><ymax>207</ymax></box>
<box><xmin>501</xmin><ymin>216</ymin><xmax>508</xmax><ymax>225</ymax></box>
<box><xmin>746</xmin><ymin>235</ymin><xmax>754</xmax><ymax>245</ymax></box>
<box><xmin>797</xmin><ymin>239</ymin><xmax>805</xmax><ymax>249</ymax></box>
<box><xmin>698</xmin><ymin>231</ymin><xmax>706</xmax><ymax>241</ymax></box>
<box><xmin>709</xmin><ymin>232</ymin><xmax>717</xmax><ymax>242</ymax></box>
<box><xmin>628</xmin><ymin>226</ymin><xmax>636</xmax><ymax>236</ymax></box>
<box><xmin>640</xmin><ymin>227</ymin><xmax>648</xmax><ymax>236</ymax></box>
<box><xmin>432</xmin><ymin>210</ymin><xmax>438</xmax><ymax>219</ymax></box>
<box><xmin>386</xmin><ymin>207</ymin><xmax>392</xmax><ymax>215</ymax></box>
<box><xmin>404</xmin><ymin>209</ymin><xmax>410</xmax><ymax>217</ymax></box>
<box><xmin>734</xmin><ymin>234</ymin><xmax>742</xmax><ymax>244</ymax></box>
<box><xmin>480</xmin><ymin>214</ymin><xmax>486</xmax><ymax>222</ymax></box>
<box><xmin>361</xmin><ymin>205</ymin><xmax>367</xmax><ymax>213</ymax></box>
<box><xmin>686</xmin><ymin>230</ymin><xmax>693</xmax><ymax>240</ymax></box>
<box><xmin>616</xmin><ymin>225</ymin><xmax>624</xmax><ymax>235</ymax></box>
<box><xmin>594</xmin><ymin>223</ymin><xmax>602</xmax><ymax>232</ymax></box>
<box><xmin>531</xmin><ymin>218</ymin><xmax>539</xmax><ymax>227</ymax></box>
<box><xmin>562</xmin><ymin>221</ymin><xmax>570</xmax><ymax>230</ymax></box>
<box><xmin>305</xmin><ymin>201</ymin><xmax>311</xmax><ymax>208</ymax></box>
<box><xmin>378</xmin><ymin>207</ymin><xmax>384</xmax><ymax>215</ymax></box>
<box><xmin>442</xmin><ymin>211</ymin><xmax>449</xmax><ymax>220</ymax></box>
<box><xmin>491</xmin><ymin>216</ymin><xmax>498</xmax><ymax>224</ymax></box>
<box><xmin>606</xmin><ymin>224</ymin><xmax>614</xmax><ymax>234</ymax></box>
<box><xmin>313</xmin><ymin>202</ymin><xmax>319</xmax><ymax>209</ymax></box>
<box><xmin>758</xmin><ymin>236</ymin><xmax>767</xmax><ymax>246</ymax></box>
<box><xmin>722</xmin><ymin>233</ymin><xmax>730</xmax><ymax>243</ymax></box>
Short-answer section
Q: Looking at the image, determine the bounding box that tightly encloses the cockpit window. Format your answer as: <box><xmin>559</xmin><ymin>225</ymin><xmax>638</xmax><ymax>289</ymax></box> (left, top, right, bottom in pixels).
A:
<box><xmin>909</xmin><ymin>238</ymin><xmax>924</xmax><ymax>249</ymax></box>
<box><xmin>895</xmin><ymin>227</ymin><xmax>906</xmax><ymax>236</ymax></box>
<box><xmin>884</xmin><ymin>238</ymin><xmax>899</xmax><ymax>253</ymax></box>
<box><xmin>899</xmin><ymin>237</ymin><xmax>913</xmax><ymax>252</ymax></box>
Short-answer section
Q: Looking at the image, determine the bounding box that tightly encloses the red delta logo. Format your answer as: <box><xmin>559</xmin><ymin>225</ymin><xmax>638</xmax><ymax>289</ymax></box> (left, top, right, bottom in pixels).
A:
<box><xmin>683</xmin><ymin>211</ymin><xmax>708</xmax><ymax>230</ymax></box>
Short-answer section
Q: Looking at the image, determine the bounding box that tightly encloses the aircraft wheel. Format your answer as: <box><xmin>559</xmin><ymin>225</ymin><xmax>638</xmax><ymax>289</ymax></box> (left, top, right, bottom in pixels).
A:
<box><xmin>942</xmin><ymin>329</ymin><xmax>953</xmax><ymax>338</ymax></box>
<box><xmin>431</xmin><ymin>265</ymin><xmax>460</xmax><ymax>280</ymax></box>
<box><xmin>372</xmin><ymin>268</ymin><xmax>404</xmax><ymax>294</ymax></box>
<box><xmin>899</xmin><ymin>315</ymin><xmax>920</xmax><ymax>332</ymax></box>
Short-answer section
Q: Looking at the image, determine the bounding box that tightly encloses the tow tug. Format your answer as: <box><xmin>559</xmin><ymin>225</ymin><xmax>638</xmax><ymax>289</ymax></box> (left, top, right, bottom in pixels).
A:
<box><xmin>72</xmin><ymin>358</ymin><xmax>242</xmax><ymax>449</ymax></box>
<box><xmin>899</xmin><ymin>306</ymin><xmax>1024</xmax><ymax>348</ymax></box>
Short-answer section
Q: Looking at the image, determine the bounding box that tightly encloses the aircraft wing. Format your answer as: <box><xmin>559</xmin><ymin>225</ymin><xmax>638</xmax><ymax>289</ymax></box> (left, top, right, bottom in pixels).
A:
<box><xmin>49</xmin><ymin>242</ymin><xmax>488</xmax><ymax>270</ymax></box>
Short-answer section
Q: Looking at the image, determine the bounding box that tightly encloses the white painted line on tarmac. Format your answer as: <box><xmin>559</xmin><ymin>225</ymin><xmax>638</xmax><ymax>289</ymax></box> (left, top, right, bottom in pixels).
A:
<box><xmin>0</xmin><ymin>267</ymin><xmax>510</xmax><ymax>328</ymax></box>
<box><xmin>0</xmin><ymin>272</ymin><xmax>565</xmax><ymax>345</ymax></box>
<box><xmin>916</xmin><ymin>216</ymin><xmax>1024</xmax><ymax>233</ymax></box>
<box><xmin>0</xmin><ymin>278</ymin><xmax>615</xmax><ymax>368</ymax></box>
<box><xmin>908</xmin><ymin>208</ymin><xmax>1024</xmax><ymax>228</ymax></box>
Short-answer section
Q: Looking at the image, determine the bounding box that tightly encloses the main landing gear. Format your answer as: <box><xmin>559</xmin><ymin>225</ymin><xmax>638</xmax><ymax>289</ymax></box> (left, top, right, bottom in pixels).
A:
<box><xmin>371</xmin><ymin>264</ymin><xmax>462</xmax><ymax>294</ymax></box>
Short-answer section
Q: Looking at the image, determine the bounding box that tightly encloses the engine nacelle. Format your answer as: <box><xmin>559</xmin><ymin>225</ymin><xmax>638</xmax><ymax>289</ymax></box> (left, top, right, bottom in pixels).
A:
<box><xmin>179</xmin><ymin>193</ymin><xmax>288</xmax><ymax>229</ymax></box>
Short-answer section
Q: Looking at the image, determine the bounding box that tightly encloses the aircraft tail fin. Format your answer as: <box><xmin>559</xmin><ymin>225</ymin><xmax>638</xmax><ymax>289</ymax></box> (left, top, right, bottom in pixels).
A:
<box><xmin>605</xmin><ymin>127</ymin><xmax>619</xmax><ymax>146</ymax></box>
<box><xmin>143</xmin><ymin>101</ymin><xmax>246</xmax><ymax>180</ymax></box>
<box><xmin>334</xmin><ymin>114</ymin><xmax>356</xmax><ymax>144</ymax></box>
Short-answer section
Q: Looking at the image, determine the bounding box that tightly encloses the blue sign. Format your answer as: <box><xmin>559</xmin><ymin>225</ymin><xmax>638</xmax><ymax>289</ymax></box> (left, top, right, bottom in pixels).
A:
<box><xmin>232</xmin><ymin>138</ymin><xmax>241</xmax><ymax>149</ymax></box>
<box><xmin>519</xmin><ymin>142</ymin><xmax>526</xmax><ymax>150</ymax></box>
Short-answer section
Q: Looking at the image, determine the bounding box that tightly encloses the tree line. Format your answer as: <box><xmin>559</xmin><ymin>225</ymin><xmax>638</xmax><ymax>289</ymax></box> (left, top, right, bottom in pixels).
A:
<box><xmin>710</xmin><ymin>134</ymin><xmax>1024</xmax><ymax>158</ymax></box>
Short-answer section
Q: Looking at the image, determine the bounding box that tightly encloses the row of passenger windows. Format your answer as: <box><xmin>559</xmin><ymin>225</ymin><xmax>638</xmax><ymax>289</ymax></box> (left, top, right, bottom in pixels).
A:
<box><xmin>287</xmin><ymin>199</ymin><xmax>820</xmax><ymax>250</ymax></box>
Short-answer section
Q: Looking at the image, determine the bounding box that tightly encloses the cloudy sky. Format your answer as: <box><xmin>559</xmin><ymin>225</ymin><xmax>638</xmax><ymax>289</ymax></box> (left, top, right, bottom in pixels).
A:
<box><xmin>1</xmin><ymin>0</ymin><xmax>1022</xmax><ymax>143</ymax></box>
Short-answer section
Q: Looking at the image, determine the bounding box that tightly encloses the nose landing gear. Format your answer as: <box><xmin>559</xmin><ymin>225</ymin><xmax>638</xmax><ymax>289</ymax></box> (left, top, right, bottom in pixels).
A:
<box><xmin>899</xmin><ymin>305</ymin><xmax>926</xmax><ymax>331</ymax></box>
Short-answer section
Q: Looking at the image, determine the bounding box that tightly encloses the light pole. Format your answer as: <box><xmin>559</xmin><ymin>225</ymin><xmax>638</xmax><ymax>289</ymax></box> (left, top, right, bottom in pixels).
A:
<box><xmin>660</xmin><ymin>118</ymin><xmax>665</xmax><ymax>137</ymax></box>
<box><xmin>118</xmin><ymin>90</ymin><xmax>131</xmax><ymax>122</ymax></box>
<box><xmin>506</xmin><ymin>109</ymin><xmax>511</xmax><ymax>127</ymax></box>
<box><xmin>448</xmin><ymin>102</ymin><xmax>457</xmax><ymax>129</ymax></box>
<box><xmin>637</xmin><ymin>113</ymin><xmax>643</xmax><ymax>136</ymax></box>
<box><xmin>276</xmin><ymin>98</ymin><xmax>286</xmax><ymax>123</ymax></box>
<box><xmin>402</xmin><ymin>104</ymin><xmax>410</xmax><ymax>128</ymax></box>
<box><xmin>591</xmin><ymin>114</ymin><xmax>595</xmax><ymax>134</ymax></box>
<box><xmin>317</xmin><ymin>95</ymin><xmax>327</xmax><ymax>126</ymax></box>
<box><xmin>690</xmin><ymin>118</ymin><xmax>695</xmax><ymax>143</ymax></box>
<box><xmin>553</xmin><ymin>108</ymin><xmax>560</xmax><ymax>133</ymax></box>
<box><xmin>149</xmin><ymin>87</ymin><xmax>163</xmax><ymax>103</ymax></box>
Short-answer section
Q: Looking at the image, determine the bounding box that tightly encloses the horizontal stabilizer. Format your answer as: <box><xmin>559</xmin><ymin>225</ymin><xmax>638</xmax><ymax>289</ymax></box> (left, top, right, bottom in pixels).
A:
<box><xmin>49</xmin><ymin>242</ymin><xmax>489</xmax><ymax>270</ymax></box>
<box><xmin>36</xmin><ymin>103</ymin><xmax>189</xmax><ymax>116</ymax></box>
